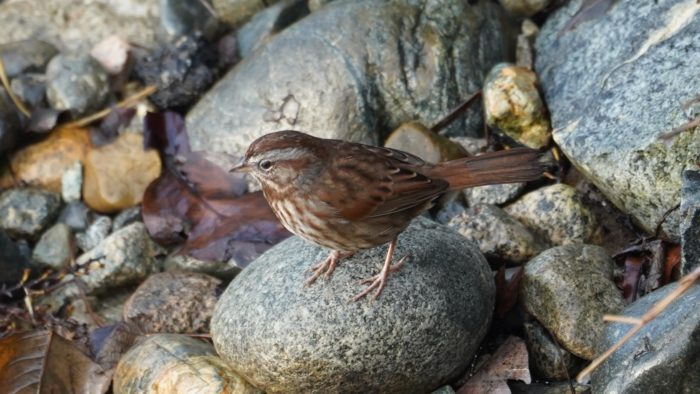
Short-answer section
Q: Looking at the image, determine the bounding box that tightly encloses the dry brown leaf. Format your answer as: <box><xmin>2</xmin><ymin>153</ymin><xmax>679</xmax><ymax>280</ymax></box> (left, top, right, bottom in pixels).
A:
<box><xmin>0</xmin><ymin>330</ymin><xmax>111</xmax><ymax>394</ymax></box>
<box><xmin>457</xmin><ymin>336</ymin><xmax>531</xmax><ymax>394</ymax></box>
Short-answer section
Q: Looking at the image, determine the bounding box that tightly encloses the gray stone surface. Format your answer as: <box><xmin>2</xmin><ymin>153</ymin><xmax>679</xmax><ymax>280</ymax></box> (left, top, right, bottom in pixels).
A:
<box><xmin>236</xmin><ymin>0</ymin><xmax>310</xmax><ymax>58</ymax></box>
<box><xmin>32</xmin><ymin>223</ymin><xmax>73</xmax><ymax>269</ymax></box>
<box><xmin>591</xmin><ymin>282</ymin><xmax>700</xmax><ymax>393</ymax></box>
<box><xmin>0</xmin><ymin>0</ymin><xmax>159</xmax><ymax>53</ymax></box>
<box><xmin>680</xmin><ymin>169</ymin><xmax>700</xmax><ymax>274</ymax></box>
<box><xmin>464</xmin><ymin>182</ymin><xmax>525</xmax><ymax>207</ymax></box>
<box><xmin>112</xmin><ymin>206</ymin><xmax>142</xmax><ymax>231</ymax></box>
<box><xmin>535</xmin><ymin>0</ymin><xmax>700</xmax><ymax>240</ymax></box>
<box><xmin>0</xmin><ymin>39</ymin><xmax>58</xmax><ymax>77</ymax></box>
<box><xmin>75</xmin><ymin>215</ymin><xmax>112</xmax><ymax>252</ymax></box>
<box><xmin>520</xmin><ymin>244</ymin><xmax>624</xmax><ymax>360</ymax></box>
<box><xmin>75</xmin><ymin>222</ymin><xmax>159</xmax><ymax>294</ymax></box>
<box><xmin>164</xmin><ymin>253</ymin><xmax>241</xmax><ymax>280</ymax></box>
<box><xmin>123</xmin><ymin>271</ymin><xmax>221</xmax><ymax>334</ymax></box>
<box><xmin>187</xmin><ymin>0</ymin><xmax>515</xmax><ymax>157</ymax></box>
<box><xmin>211</xmin><ymin>217</ymin><xmax>495</xmax><ymax>394</ymax></box>
<box><xmin>10</xmin><ymin>73</ymin><xmax>47</xmax><ymax>108</ymax></box>
<box><xmin>524</xmin><ymin>319</ymin><xmax>584</xmax><ymax>381</ymax></box>
<box><xmin>447</xmin><ymin>204</ymin><xmax>545</xmax><ymax>264</ymax></box>
<box><xmin>0</xmin><ymin>188</ymin><xmax>61</xmax><ymax>238</ymax></box>
<box><xmin>46</xmin><ymin>54</ymin><xmax>110</xmax><ymax>116</ymax></box>
<box><xmin>61</xmin><ymin>160</ymin><xmax>82</xmax><ymax>203</ymax></box>
<box><xmin>506</xmin><ymin>183</ymin><xmax>597</xmax><ymax>246</ymax></box>
<box><xmin>57</xmin><ymin>201</ymin><xmax>91</xmax><ymax>231</ymax></box>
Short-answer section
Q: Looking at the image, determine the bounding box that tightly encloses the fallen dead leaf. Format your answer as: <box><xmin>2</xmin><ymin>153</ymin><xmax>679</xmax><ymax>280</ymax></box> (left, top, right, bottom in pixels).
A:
<box><xmin>457</xmin><ymin>336</ymin><xmax>531</xmax><ymax>394</ymax></box>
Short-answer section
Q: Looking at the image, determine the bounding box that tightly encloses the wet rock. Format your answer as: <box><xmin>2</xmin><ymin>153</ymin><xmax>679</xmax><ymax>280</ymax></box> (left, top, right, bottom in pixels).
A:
<box><xmin>213</xmin><ymin>0</ymin><xmax>282</xmax><ymax>27</ymax></box>
<box><xmin>484</xmin><ymin>63</ymin><xmax>550</xmax><ymax>149</ymax></box>
<box><xmin>520</xmin><ymin>244</ymin><xmax>624</xmax><ymax>359</ymax></box>
<box><xmin>31</xmin><ymin>223</ymin><xmax>73</xmax><ymax>269</ymax></box>
<box><xmin>123</xmin><ymin>272</ymin><xmax>221</xmax><ymax>334</ymax></box>
<box><xmin>46</xmin><ymin>54</ymin><xmax>110</xmax><ymax>116</ymax></box>
<box><xmin>164</xmin><ymin>254</ymin><xmax>241</xmax><ymax>280</ymax></box>
<box><xmin>0</xmin><ymin>90</ymin><xmax>20</xmax><ymax>154</ymax></box>
<box><xmin>0</xmin><ymin>230</ymin><xmax>29</xmax><ymax>284</ymax></box>
<box><xmin>524</xmin><ymin>319</ymin><xmax>585</xmax><ymax>381</ymax></box>
<box><xmin>75</xmin><ymin>215</ymin><xmax>112</xmax><ymax>252</ymax></box>
<box><xmin>112</xmin><ymin>206</ymin><xmax>142</xmax><ymax>231</ymax></box>
<box><xmin>0</xmin><ymin>188</ymin><xmax>61</xmax><ymax>238</ymax></box>
<box><xmin>211</xmin><ymin>216</ymin><xmax>495</xmax><ymax>393</ymax></box>
<box><xmin>61</xmin><ymin>160</ymin><xmax>82</xmax><ymax>203</ymax></box>
<box><xmin>1</xmin><ymin>126</ymin><xmax>92</xmax><ymax>192</ymax></box>
<box><xmin>0</xmin><ymin>0</ymin><xmax>159</xmax><ymax>53</ymax></box>
<box><xmin>448</xmin><ymin>204</ymin><xmax>545</xmax><ymax>264</ymax></box>
<box><xmin>0</xmin><ymin>39</ymin><xmax>58</xmax><ymax>77</ymax></box>
<box><xmin>591</xmin><ymin>282</ymin><xmax>700</xmax><ymax>393</ymax></box>
<box><xmin>57</xmin><ymin>201</ymin><xmax>91</xmax><ymax>231</ymax></box>
<box><xmin>75</xmin><ymin>222</ymin><xmax>159</xmax><ymax>294</ymax></box>
<box><xmin>464</xmin><ymin>182</ymin><xmax>525</xmax><ymax>206</ymax></box>
<box><xmin>161</xmin><ymin>0</ymin><xmax>221</xmax><ymax>38</ymax></box>
<box><xmin>499</xmin><ymin>0</ymin><xmax>552</xmax><ymax>17</ymax></box>
<box><xmin>506</xmin><ymin>183</ymin><xmax>597</xmax><ymax>246</ymax></box>
<box><xmin>535</xmin><ymin>0</ymin><xmax>700</xmax><ymax>239</ymax></box>
<box><xmin>114</xmin><ymin>334</ymin><xmax>261</xmax><ymax>394</ymax></box>
<box><xmin>680</xmin><ymin>169</ymin><xmax>700</xmax><ymax>274</ymax></box>
<box><xmin>236</xmin><ymin>0</ymin><xmax>310</xmax><ymax>58</ymax></box>
<box><xmin>187</xmin><ymin>0</ymin><xmax>515</xmax><ymax>157</ymax></box>
<box><xmin>82</xmin><ymin>132</ymin><xmax>161</xmax><ymax>213</ymax></box>
<box><xmin>134</xmin><ymin>34</ymin><xmax>217</xmax><ymax>110</ymax></box>
<box><xmin>10</xmin><ymin>73</ymin><xmax>47</xmax><ymax>108</ymax></box>
<box><xmin>385</xmin><ymin>121</ymin><xmax>468</xmax><ymax>163</ymax></box>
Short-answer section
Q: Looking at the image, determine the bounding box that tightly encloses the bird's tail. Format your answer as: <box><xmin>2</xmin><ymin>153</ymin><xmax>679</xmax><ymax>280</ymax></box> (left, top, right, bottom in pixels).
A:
<box><xmin>429</xmin><ymin>148</ymin><xmax>545</xmax><ymax>190</ymax></box>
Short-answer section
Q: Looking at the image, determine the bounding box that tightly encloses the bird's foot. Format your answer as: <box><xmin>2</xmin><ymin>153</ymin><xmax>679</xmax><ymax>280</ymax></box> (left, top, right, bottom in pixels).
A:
<box><xmin>305</xmin><ymin>250</ymin><xmax>355</xmax><ymax>286</ymax></box>
<box><xmin>351</xmin><ymin>254</ymin><xmax>409</xmax><ymax>302</ymax></box>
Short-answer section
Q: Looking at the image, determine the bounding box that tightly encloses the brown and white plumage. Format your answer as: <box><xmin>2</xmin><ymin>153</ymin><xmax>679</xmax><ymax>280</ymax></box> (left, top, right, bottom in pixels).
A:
<box><xmin>234</xmin><ymin>130</ymin><xmax>544</xmax><ymax>301</ymax></box>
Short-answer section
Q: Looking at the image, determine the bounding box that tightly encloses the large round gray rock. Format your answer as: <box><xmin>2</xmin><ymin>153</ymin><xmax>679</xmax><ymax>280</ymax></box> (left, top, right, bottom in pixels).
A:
<box><xmin>535</xmin><ymin>0</ymin><xmax>700</xmax><ymax>240</ymax></box>
<box><xmin>187</xmin><ymin>0</ymin><xmax>515</xmax><ymax>156</ymax></box>
<box><xmin>46</xmin><ymin>54</ymin><xmax>110</xmax><ymax>116</ymax></box>
<box><xmin>591</xmin><ymin>282</ymin><xmax>700</xmax><ymax>393</ymax></box>
<box><xmin>211</xmin><ymin>217</ymin><xmax>495</xmax><ymax>393</ymax></box>
<box><xmin>520</xmin><ymin>244</ymin><xmax>624</xmax><ymax>360</ymax></box>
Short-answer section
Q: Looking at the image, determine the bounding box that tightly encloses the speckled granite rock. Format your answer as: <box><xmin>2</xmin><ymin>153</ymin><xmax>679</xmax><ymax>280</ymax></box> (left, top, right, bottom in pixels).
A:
<box><xmin>506</xmin><ymin>183</ymin><xmax>596</xmax><ymax>246</ymax></box>
<box><xmin>114</xmin><ymin>334</ymin><xmax>261</xmax><ymax>394</ymax></box>
<box><xmin>0</xmin><ymin>188</ymin><xmax>61</xmax><ymax>238</ymax></box>
<box><xmin>187</xmin><ymin>0</ymin><xmax>516</xmax><ymax>157</ymax></box>
<box><xmin>535</xmin><ymin>0</ymin><xmax>700</xmax><ymax>240</ymax></box>
<box><xmin>520</xmin><ymin>244</ymin><xmax>624</xmax><ymax>360</ymax></box>
<box><xmin>463</xmin><ymin>182</ymin><xmax>525</xmax><ymax>206</ymax></box>
<box><xmin>447</xmin><ymin>204</ymin><xmax>545</xmax><ymax>264</ymax></box>
<box><xmin>524</xmin><ymin>319</ymin><xmax>585</xmax><ymax>381</ymax></box>
<box><xmin>123</xmin><ymin>272</ymin><xmax>221</xmax><ymax>334</ymax></box>
<box><xmin>164</xmin><ymin>254</ymin><xmax>241</xmax><ymax>280</ymax></box>
<box><xmin>591</xmin><ymin>282</ymin><xmax>700</xmax><ymax>393</ymax></box>
<box><xmin>211</xmin><ymin>217</ymin><xmax>495</xmax><ymax>393</ymax></box>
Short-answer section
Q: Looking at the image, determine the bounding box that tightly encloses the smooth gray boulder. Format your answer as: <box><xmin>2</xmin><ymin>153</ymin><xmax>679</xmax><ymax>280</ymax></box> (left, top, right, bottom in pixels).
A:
<box><xmin>211</xmin><ymin>217</ymin><xmax>495</xmax><ymax>393</ymax></box>
<box><xmin>535</xmin><ymin>0</ymin><xmax>700</xmax><ymax>240</ymax></box>
<box><xmin>591</xmin><ymin>282</ymin><xmax>700</xmax><ymax>393</ymax></box>
<box><xmin>187</xmin><ymin>0</ymin><xmax>515</xmax><ymax>156</ymax></box>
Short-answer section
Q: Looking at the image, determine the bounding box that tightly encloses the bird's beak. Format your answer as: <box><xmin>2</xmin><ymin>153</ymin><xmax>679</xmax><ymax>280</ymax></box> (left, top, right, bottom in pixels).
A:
<box><xmin>229</xmin><ymin>161</ymin><xmax>250</xmax><ymax>173</ymax></box>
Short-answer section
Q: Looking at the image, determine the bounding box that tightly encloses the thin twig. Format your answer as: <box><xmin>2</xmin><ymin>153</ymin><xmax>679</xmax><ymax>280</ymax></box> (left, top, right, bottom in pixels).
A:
<box><xmin>64</xmin><ymin>84</ymin><xmax>157</xmax><ymax>128</ymax></box>
<box><xmin>430</xmin><ymin>90</ymin><xmax>482</xmax><ymax>133</ymax></box>
<box><xmin>0</xmin><ymin>56</ymin><xmax>31</xmax><ymax>117</ymax></box>
<box><xmin>602</xmin><ymin>315</ymin><xmax>643</xmax><ymax>325</ymax></box>
<box><xmin>658</xmin><ymin>116</ymin><xmax>700</xmax><ymax>140</ymax></box>
<box><xmin>577</xmin><ymin>265</ymin><xmax>700</xmax><ymax>382</ymax></box>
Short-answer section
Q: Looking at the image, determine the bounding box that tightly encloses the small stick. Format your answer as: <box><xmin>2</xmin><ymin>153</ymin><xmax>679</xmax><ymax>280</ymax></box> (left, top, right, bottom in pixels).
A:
<box><xmin>430</xmin><ymin>90</ymin><xmax>482</xmax><ymax>133</ymax></box>
<box><xmin>64</xmin><ymin>84</ymin><xmax>157</xmax><ymax>128</ymax></box>
<box><xmin>577</xmin><ymin>265</ymin><xmax>700</xmax><ymax>383</ymax></box>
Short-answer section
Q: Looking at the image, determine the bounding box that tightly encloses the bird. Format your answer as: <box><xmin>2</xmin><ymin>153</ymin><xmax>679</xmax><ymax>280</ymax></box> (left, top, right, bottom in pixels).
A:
<box><xmin>231</xmin><ymin>130</ymin><xmax>544</xmax><ymax>301</ymax></box>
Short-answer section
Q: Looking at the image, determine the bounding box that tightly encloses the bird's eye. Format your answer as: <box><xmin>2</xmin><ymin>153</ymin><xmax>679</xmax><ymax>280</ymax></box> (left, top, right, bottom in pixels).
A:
<box><xmin>259</xmin><ymin>160</ymin><xmax>273</xmax><ymax>171</ymax></box>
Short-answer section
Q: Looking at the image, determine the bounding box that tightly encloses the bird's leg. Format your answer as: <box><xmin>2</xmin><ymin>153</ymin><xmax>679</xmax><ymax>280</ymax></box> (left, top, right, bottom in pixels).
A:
<box><xmin>352</xmin><ymin>238</ymin><xmax>408</xmax><ymax>302</ymax></box>
<box><xmin>305</xmin><ymin>250</ymin><xmax>355</xmax><ymax>286</ymax></box>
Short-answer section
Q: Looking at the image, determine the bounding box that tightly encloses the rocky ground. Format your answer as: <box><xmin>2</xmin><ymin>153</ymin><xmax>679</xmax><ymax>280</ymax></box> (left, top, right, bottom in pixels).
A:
<box><xmin>0</xmin><ymin>0</ymin><xmax>698</xmax><ymax>393</ymax></box>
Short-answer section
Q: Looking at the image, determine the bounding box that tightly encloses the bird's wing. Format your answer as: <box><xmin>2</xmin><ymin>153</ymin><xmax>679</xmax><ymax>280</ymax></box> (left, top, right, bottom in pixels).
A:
<box><xmin>315</xmin><ymin>143</ymin><xmax>448</xmax><ymax>220</ymax></box>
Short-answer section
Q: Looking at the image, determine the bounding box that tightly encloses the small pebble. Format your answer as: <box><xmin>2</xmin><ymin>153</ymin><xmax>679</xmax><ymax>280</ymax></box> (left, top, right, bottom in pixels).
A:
<box><xmin>61</xmin><ymin>161</ymin><xmax>83</xmax><ymax>203</ymax></box>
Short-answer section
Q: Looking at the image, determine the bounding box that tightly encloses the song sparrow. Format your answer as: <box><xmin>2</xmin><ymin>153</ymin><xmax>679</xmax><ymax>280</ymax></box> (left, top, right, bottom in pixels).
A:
<box><xmin>232</xmin><ymin>130</ymin><xmax>544</xmax><ymax>301</ymax></box>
